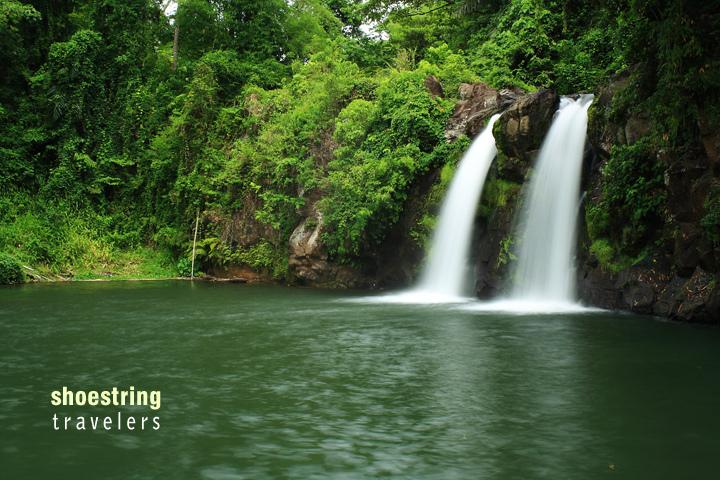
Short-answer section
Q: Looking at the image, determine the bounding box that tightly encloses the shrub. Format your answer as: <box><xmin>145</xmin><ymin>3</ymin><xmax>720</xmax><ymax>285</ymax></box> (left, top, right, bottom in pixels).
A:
<box><xmin>176</xmin><ymin>257</ymin><xmax>192</xmax><ymax>277</ymax></box>
<box><xmin>589</xmin><ymin>239</ymin><xmax>615</xmax><ymax>270</ymax></box>
<box><xmin>0</xmin><ymin>253</ymin><xmax>24</xmax><ymax>284</ymax></box>
<box><xmin>594</xmin><ymin>138</ymin><xmax>666</xmax><ymax>253</ymax></box>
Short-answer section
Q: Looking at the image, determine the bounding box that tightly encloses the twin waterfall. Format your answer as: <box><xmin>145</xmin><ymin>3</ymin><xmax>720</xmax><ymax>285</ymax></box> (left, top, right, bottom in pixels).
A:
<box><xmin>414</xmin><ymin>95</ymin><xmax>593</xmax><ymax>307</ymax></box>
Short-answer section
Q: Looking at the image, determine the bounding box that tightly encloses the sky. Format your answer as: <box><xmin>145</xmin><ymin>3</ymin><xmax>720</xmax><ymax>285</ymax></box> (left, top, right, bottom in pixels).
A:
<box><xmin>162</xmin><ymin>0</ymin><xmax>177</xmax><ymax>16</ymax></box>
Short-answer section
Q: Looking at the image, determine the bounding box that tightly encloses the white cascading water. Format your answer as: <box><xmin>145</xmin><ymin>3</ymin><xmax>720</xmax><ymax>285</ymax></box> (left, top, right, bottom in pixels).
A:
<box><xmin>413</xmin><ymin>114</ymin><xmax>502</xmax><ymax>300</ymax></box>
<box><xmin>510</xmin><ymin>95</ymin><xmax>594</xmax><ymax>303</ymax></box>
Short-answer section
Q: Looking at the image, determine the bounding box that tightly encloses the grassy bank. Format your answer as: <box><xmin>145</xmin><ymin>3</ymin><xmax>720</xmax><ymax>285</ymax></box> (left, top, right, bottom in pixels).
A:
<box><xmin>0</xmin><ymin>194</ymin><xmax>179</xmax><ymax>283</ymax></box>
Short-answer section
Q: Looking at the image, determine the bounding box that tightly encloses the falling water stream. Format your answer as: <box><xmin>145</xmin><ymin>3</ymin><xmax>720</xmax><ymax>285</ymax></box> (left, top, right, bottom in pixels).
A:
<box><xmin>510</xmin><ymin>95</ymin><xmax>594</xmax><ymax>303</ymax></box>
<box><xmin>409</xmin><ymin>114</ymin><xmax>501</xmax><ymax>301</ymax></box>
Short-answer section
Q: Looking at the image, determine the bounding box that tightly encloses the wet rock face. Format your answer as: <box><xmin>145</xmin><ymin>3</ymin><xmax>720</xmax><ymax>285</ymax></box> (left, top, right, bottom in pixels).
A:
<box><xmin>698</xmin><ymin>108</ymin><xmax>720</xmax><ymax>165</ymax></box>
<box><xmin>675</xmin><ymin>267</ymin><xmax>720</xmax><ymax>322</ymax></box>
<box><xmin>494</xmin><ymin>89</ymin><xmax>560</xmax><ymax>183</ymax></box>
<box><xmin>624</xmin><ymin>113</ymin><xmax>651</xmax><ymax>145</ymax></box>
<box><xmin>452</xmin><ymin>88</ymin><xmax>560</xmax><ymax>298</ymax></box>
<box><xmin>495</xmin><ymin>89</ymin><xmax>559</xmax><ymax>163</ymax></box>
<box><xmin>578</xmin><ymin>257</ymin><xmax>719</xmax><ymax>323</ymax></box>
<box><xmin>587</xmin><ymin>73</ymin><xmax>628</xmax><ymax>146</ymax></box>
<box><xmin>454</xmin><ymin>75</ymin><xmax>718</xmax><ymax>323</ymax></box>
<box><xmin>220</xmin><ymin>197</ymin><xmax>276</xmax><ymax>248</ymax></box>
<box><xmin>577</xmin><ymin>75</ymin><xmax>720</xmax><ymax>323</ymax></box>
<box><xmin>473</xmin><ymin>188</ymin><xmax>517</xmax><ymax>299</ymax></box>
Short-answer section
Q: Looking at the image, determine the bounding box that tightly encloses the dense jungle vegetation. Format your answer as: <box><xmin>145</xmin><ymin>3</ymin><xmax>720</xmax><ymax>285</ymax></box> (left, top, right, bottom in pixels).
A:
<box><xmin>0</xmin><ymin>0</ymin><xmax>718</xmax><ymax>283</ymax></box>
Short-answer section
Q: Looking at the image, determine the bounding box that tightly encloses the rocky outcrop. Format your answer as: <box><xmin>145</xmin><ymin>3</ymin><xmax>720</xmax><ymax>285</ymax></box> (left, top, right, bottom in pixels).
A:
<box><xmin>494</xmin><ymin>89</ymin><xmax>559</xmax><ymax>182</ymax></box>
<box><xmin>288</xmin><ymin>206</ymin><xmax>326</xmax><ymax>282</ymax></box>
<box><xmin>578</xmin><ymin>260</ymin><xmax>720</xmax><ymax>322</ymax></box>
<box><xmin>577</xmin><ymin>76</ymin><xmax>720</xmax><ymax>323</ymax></box>
<box><xmin>217</xmin><ymin>197</ymin><xmax>276</xmax><ymax>248</ymax></box>
<box><xmin>288</xmin><ymin>205</ymin><xmax>366</xmax><ymax>288</ymax></box>
<box><xmin>207</xmin><ymin>264</ymin><xmax>270</xmax><ymax>283</ymax></box>
<box><xmin>286</xmin><ymin>81</ymin><xmax>527</xmax><ymax>290</ymax></box>
<box><xmin>472</xmin><ymin>179</ymin><xmax>518</xmax><ymax>299</ymax></box>
<box><xmin>445</xmin><ymin>83</ymin><xmax>521</xmax><ymax>140</ymax></box>
<box><xmin>424</xmin><ymin>75</ymin><xmax>445</xmax><ymax>98</ymax></box>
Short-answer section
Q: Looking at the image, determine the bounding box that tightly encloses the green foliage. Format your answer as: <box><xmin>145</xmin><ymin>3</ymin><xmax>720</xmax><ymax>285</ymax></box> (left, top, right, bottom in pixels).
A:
<box><xmin>407</xmin><ymin>137</ymin><xmax>469</xmax><ymax>250</ymax></box>
<box><xmin>1</xmin><ymin>0</ymin><xmax>717</xmax><ymax>281</ymax></box>
<box><xmin>470</xmin><ymin>0</ymin><xmax>555</xmax><ymax>90</ymax></box>
<box><xmin>589</xmin><ymin>237</ymin><xmax>648</xmax><ymax>274</ymax></box>
<box><xmin>0</xmin><ymin>252</ymin><xmax>23</xmax><ymax>284</ymax></box>
<box><xmin>589</xmin><ymin>138</ymin><xmax>667</xmax><ymax>254</ymax></box>
<box><xmin>320</xmin><ymin>65</ymin><xmax>456</xmax><ymax>258</ymax></box>
<box><xmin>554</xmin><ymin>25</ymin><xmax>626</xmax><ymax>93</ymax></box>
<box><xmin>589</xmin><ymin>239</ymin><xmax>615</xmax><ymax>270</ymax></box>
<box><xmin>334</xmin><ymin>99</ymin><xmax>378</xmax><ymax>147</ymax></box>
<box><xmin>176</xmin><ymin>257</ymin><xmax>192</xmax><ymax>277</ymax></box>
<box><xmin>0</xmin><ymin>193</ymin><xmax>176</xmax><ymax>279</ymax></box>
<box><xmin>0</xmin><ymin>0</ymin><xmax>40</xmax><ymax>101</ymax></box>
<box><xmin>192</xmin><ymin>237</ymin><xmax>288</xmax><ymax>279</ymax></box>
<box><xmin>478</xmin><ymin>177</ymin><xmax>521</xmax><ymax>218</ymax></box>
<box><xmin>322</xmin><ymin>144</ymin><xmax>426</xmax><ymax>256</ymax></box>
<box><xmin>585</xmin><ymin>203</ymin><xmax>610</xmax><ymax>244</ymax></box>
<box><xmin>423</xmin><ymin>44</ymin><xmax>479</xmax><ymax>97</ymax></box>
<box><xmin>496</xmin><ymin>235</ymin><xmax>516</xmax><ymax>268</ymax></box>
<box><xmin>409</xmin><ymin>213</ymin><xmax>436</xmax><ymax>250</ymax></box>
<box><xmin>236</xmin><ymin>241</ymin><xmax>289</xmax><ymax>279</ymax></box>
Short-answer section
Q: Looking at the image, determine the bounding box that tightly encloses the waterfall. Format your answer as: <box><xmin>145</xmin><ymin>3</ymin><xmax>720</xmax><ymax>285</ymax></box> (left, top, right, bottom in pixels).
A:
<box><xmin>413</xmin><ymin>114</ymin><xmax>502</xmax><ymax>300</ymax></box>
<box><xmin>510</xmin><ymin>95</ymin><xmax>593</xmax><ymax>302</ymax></box>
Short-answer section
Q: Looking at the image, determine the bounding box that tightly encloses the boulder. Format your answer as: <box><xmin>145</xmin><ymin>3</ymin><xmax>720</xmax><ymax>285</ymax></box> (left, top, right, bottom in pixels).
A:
<box><xmin>587</xmin><ymin>73</ymin><xmax>631</xmax><ymax>158</ymax></box>
<box><xmin>578</xmin><ymin>268</ymin><xmax>623</xmax><ymax>310</ymax></box>
<box><xmin>652</xmin><ymin>275</ymin><xmax>685</xmax><ymax>317</ymax></box>
<box><xmin>579</xmin><ymin>70</ymin><xmax>720</xmax><ymax>323</ymax></box>
<box><xmin>445</xmin><ymin>83</ymin><xmax>520</xmax><ymax>140</ymax></box>
<box><xmin>288</xmin><ymin>207</ymin><xmax>328</xmax><ymax>283</ymax></box>
<box><xmin>673</xmin><ymin>223</ymin><xmax>703</xmax><ymax>276</ymax></box>
<box><xmin>287</xmin><ymin>206</ymin><xmax>368</xmax><ymax>288</ymax></box>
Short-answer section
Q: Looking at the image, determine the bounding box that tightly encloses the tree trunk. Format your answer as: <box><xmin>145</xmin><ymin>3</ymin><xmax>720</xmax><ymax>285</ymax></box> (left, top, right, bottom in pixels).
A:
<box><xmin>191</xmin><ymin>209</ymin><xmax>199</xmax><ymax>279</ymax></box>
<box><xmin>172</xmin><ymin>23</ymin><xmax>179</xmax><ymax>71</ymax></box>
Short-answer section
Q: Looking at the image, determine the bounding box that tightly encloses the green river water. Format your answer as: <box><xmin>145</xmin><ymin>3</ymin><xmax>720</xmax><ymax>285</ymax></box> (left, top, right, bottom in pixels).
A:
<box><xmin>1</xmin><ymin>281</ymin><xmax>719</xmax><ymax>479</ymax></box>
